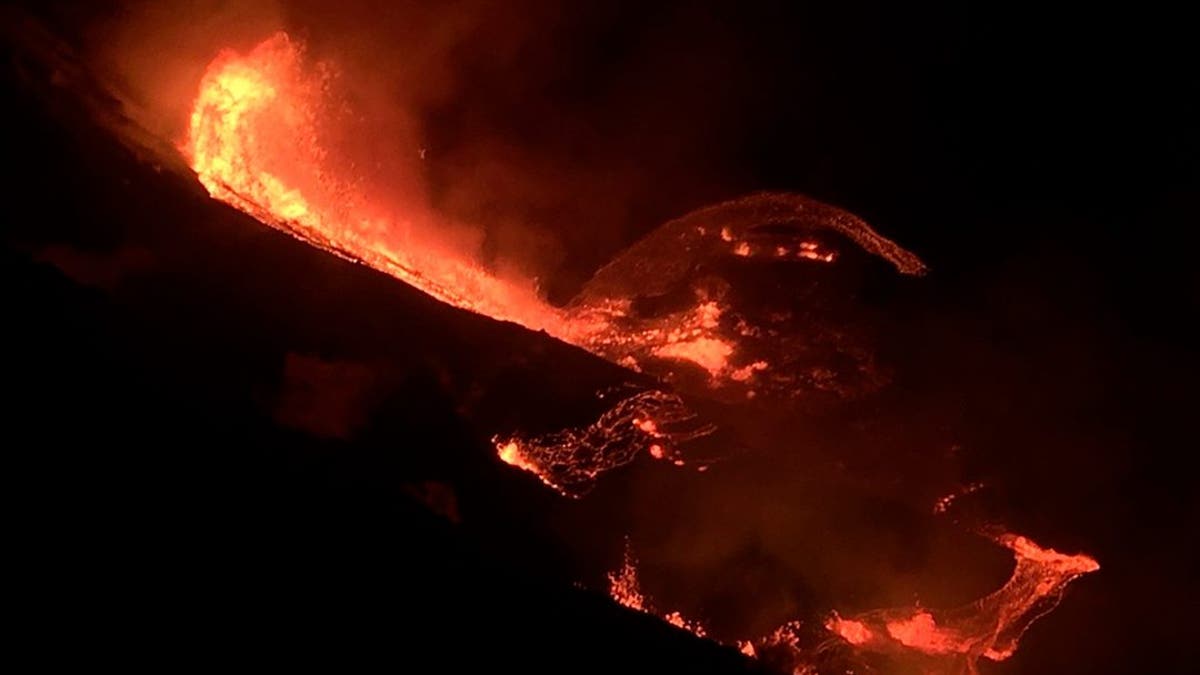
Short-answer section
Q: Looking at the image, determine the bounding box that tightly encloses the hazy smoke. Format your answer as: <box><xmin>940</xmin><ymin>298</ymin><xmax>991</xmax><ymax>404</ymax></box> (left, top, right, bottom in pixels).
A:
<box><xmin>84</xmin><ymin>0</ymin><xmax>288</xmax><ymax>141</ymax></box>
<box><xmin>83</xmin><ymin>0</ymin><xmax>762</xmax><ymax>301</ymax></box>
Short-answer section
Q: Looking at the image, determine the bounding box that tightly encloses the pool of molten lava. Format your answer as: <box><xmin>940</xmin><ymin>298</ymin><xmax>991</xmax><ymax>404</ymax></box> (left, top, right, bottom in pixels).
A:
<box><xmin>184</xmin><ymin>32</ymin><xmax>1099</xmax><ymax>675</ymax></box>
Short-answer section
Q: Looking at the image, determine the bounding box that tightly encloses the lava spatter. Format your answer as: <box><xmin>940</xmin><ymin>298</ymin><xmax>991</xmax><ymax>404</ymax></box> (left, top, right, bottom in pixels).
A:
<box><xmin>608</xmin><ymin>544</ymin><xmax>709</xmax><ymax>639</ymax></box>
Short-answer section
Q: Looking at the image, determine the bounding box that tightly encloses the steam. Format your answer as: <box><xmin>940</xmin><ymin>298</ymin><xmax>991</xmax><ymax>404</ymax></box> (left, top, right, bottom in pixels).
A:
<box><xmin>84</xmin><ymin>0</ymin><xmax>765</xmax><ymax>301</ymax></box>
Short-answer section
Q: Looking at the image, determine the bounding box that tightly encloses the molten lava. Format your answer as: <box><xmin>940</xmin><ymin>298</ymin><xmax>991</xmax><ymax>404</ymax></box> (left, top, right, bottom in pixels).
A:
<box><xmin>493</xmin><ymin>389</ymin><xmax>714</xmax><ymax>497</ymax></box>
<box><xmin>826</xmin><ymin>533</ymin><xmax>1099</xmax><ymax>672</ymax></box>
<box><xmin>184</xmin><ymin>32</ymin><xmax>1099</xmax><ymax>674</ymax></box>
<box><xmin>608</xmin><ymin>544</ymin><xmax>708</xmax><ymax>639</ymax></box>
<box><xmin>185</xmin><ymin>32</ymin><xmax>931</xmax><ymax>497</ymax></box>
<box><xmin>187</xmin><ymin>33</ymin><xmax>563</xmax><ymax>333</ymax></box>
<box><xmin>612</xmin><ymin>535</ymin><xmax>1098</xmax><ymax>674</ymax></box>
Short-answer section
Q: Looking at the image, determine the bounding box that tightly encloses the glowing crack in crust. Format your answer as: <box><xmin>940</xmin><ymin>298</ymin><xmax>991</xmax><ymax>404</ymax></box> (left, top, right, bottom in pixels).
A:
<box><xmin>608</xmin><ymin>544</ymin><xmax>708</xmax><ymax>639</ymax></box>
<box><xmin>493</xmin><ymin>390</ymin><xmax>715</xmax><ymax>497</ymax></box>
<box><xmin>563</xmin><ymin>193</ymin><xmax>926</xmax><ymax>402</ymax></box>
<box><xmin>826</xmin><ymin>533</ymin><xmax>1099</xmax><ymax>673</ymax></box>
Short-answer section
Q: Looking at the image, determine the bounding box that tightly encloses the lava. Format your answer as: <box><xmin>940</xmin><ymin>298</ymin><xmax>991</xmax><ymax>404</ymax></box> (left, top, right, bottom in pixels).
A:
<box><xmin>826</xmin><ymin>533</ymin><xmax>1099</xmax><ymax>672</ymax></box>
<box><xmin>185</xmin><ymin>33</ymin><xmax>927</xmax><ymax>403</ymax></box>
<box><xmin>564</xmin><ymin>192</ymin><xmax>926</xmax><ymax>403</ymax></box>
<box><xmin>187</xmin><ymin>33</ymin><xmax>564</xmax><ymax>334</ymax></box>
<box><xmin>492</xmin><ymin>389</ymin><xmax>714</xmax><ymax>497</ymax></box>
<box><xmin>608</xmin><ymin>544</ymin><xmax>708</xmax><ymax>639</ymax></box>
<box><xmin>611</xmin><ymin>534</ymin><xmax>1098</xmax><ymax>674</ymax></box>
<box><xmin>183</xmin><ymin>32</ymin><xmax>1099</xmax><ymax>674</ymax></box>
<box><xmin>184</xmin><ymin>31</ymin><xmax>933</xmax><ymax>491</ymax></box>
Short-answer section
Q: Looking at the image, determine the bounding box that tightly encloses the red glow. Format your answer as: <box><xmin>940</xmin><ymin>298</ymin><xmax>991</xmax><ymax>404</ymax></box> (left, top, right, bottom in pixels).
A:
<box><xmin>188</xmin><ymin>33</ymin><xmax>926</xmax><ymax>426</ymax></box>
<box><xmin>185</xmin><ymin>33</ymin><xmax>1098</xmax><ymax>673</ymax></box>
<box><xmin>827</xmin><ymin>533</ymin><xmax>1099</xmax><ymax>668</ymax></box>
<box><xmin>608</xmin><ymin>546</ymin><xmax>707</xmax><ymax>639</ymax></box>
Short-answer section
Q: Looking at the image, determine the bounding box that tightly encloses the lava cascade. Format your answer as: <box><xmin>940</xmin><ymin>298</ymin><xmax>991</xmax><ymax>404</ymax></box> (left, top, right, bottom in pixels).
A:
<box><xmin>185</xmin><ymin>33</ymin><xmax>926</xmax><ymax>402</ymax></box>
<box><xmin>187</xmin><ymin>33</ymin><xmax>563</xmax><ymax>333</ymax></box>
<box><xmin>186</xmin><ymin>32</ymin><xmax>929</xmax><ymax>489</ymax></box>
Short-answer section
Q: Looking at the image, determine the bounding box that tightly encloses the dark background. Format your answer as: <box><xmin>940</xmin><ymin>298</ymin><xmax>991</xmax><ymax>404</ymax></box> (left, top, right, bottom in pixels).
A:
<box><xmin>4</xmin><ymin>1</ymin><xmax>1196</xmax><ymax>673</ymax></box>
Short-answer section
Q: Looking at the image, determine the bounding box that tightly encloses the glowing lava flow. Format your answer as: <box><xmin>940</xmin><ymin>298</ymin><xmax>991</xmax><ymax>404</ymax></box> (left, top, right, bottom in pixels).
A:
<box><xmin>608</xmin><ymin>545</ymin><xmax>708</xmax><ymax>639</ymax></box>
<box><xmin>187</xmin><ymin>33</ymin><xmax>563</xmax><ymax>333</ymax></box>
<box><xmin>826</xmin><ymin>533</ymin><xmax>1099</xmax><ymax>672</ymax></box>
<box><xmin>185</xmin><ymin>33</ymin><xmax>926</xmax><ymax>400</ymax></box>
<box><xmin>493</xmin><ymin>390</ymin><xmax>715</xmax><ymax>497</ymax></box>
<box><xmin>611</xmin><ymin>535</ymin><xmax>1098</xmax><ymax>674</ymax></box>
<box><xmin>185</xmin><ymin>32</ymin><xmax>928</xmax><ymax>489</ymax></box>
<box><xmin>185</xmin><ymin>34</ymin><xmax>1098</xmax><ymax>673</ymax></box>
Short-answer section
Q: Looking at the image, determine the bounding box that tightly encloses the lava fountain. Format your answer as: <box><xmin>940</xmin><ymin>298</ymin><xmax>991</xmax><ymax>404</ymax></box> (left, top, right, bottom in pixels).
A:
<box><xmin>183</xmin><ymin>32</ymin><xmax>1099</xmax><ymax>673</ymax></box>
<box><xmin>185</xmin><ymin>32</ymin><xmax>932</xmax><ymax>490</ymax></box>
<box><xmin>187</xmin><ymin>33</ymin><xmax>563</xmax><ymax>333</ymax></box>
<box><xmin>185</xmin><ymin>33</ymin><xmax>927</xmax><ymax>398</ymax></box>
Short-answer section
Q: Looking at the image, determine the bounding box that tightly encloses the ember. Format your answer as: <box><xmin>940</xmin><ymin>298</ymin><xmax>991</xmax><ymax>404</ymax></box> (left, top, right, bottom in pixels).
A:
<box><xmin>609</xmin><ymin>544</ymin><xmax>708</xmax><ymax>639</ymax></box>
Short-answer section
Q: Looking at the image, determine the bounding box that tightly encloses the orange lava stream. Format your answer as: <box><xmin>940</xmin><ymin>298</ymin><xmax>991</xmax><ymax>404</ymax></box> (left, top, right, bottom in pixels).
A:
<box><xmin>185</xmin><ymin>32</ymin><xmax>741</xmax><ymax>498</ymax></box>
<box><xmin>185</xmin><ymin>33</ymin><xmax>915</xmax><ymax>408</ymax></box>
<box><xmin>185</xmin><ymin>33</ymin><xmax>752</xmax><ymax>382</ymax></box>
<box><xmin>187</xmin><ymin>33</ymin><xmax>564</xmax><ymax>334</ymax></box>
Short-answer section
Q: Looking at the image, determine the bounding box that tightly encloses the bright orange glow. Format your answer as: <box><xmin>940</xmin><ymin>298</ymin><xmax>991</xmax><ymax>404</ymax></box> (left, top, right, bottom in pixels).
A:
<box><xmin>883</xmin><ymin>611</ymin><xmax>959</xmax><ymax>654</ymax></box>
<box><xmin>187</xmin><ymin>34</ymin><xmax>915</xmax><ymax>413</ymax></box>
<box><xmin>607</xmin><ymin>545</ymin><xmax>707</xmax><ymax>639</ymax></box>
<box><xmin>729</xmin><ymin>360</ymin><xmax>768</xmax><ymax>382</ymax></box>
<box><xmin>827</xmin><ymin>533</ymin><xmax>1099</xmax><ymax>668</ymax></box>
<box><xmin>653</xmin><ymin>337</ymin><xmax>733</xmax><ymax>375</ymax></box>
<box><xmin>607</xmin><ymin>548</ymin><xmax>647</xmax><ymax>613</ymax></box>
<box><xmin>827</xmin><ymin>616</ymin><xmax>873</xmax><ymax>645</ymax></box>
<box><xmin>187</xmin><ymin>33</ymin><xmax>563</xmax><ymax>334</ymax></box>
<box><xmin>497</xmin><ymin>441</ymin><xmax>540</xmax><ymax>475</ymax></box>
<box><xmin>609</xmin><ymin>533</ymin><xmax>1096</xmax><ymax>673</ymax></box>
<box><xmin>633</xmin><ymin>418</ymin><xmax>658</xmax><ymax>434</ymax></box>
<box><xmin>184</xmin><ymin>34</ymin><xmax>1095</xmax><ymax>674</ymax></box>
<box><xmin>491</xmin><ymin>390</ymin><xmax>714</xmax><ymax>497</ymax></box>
